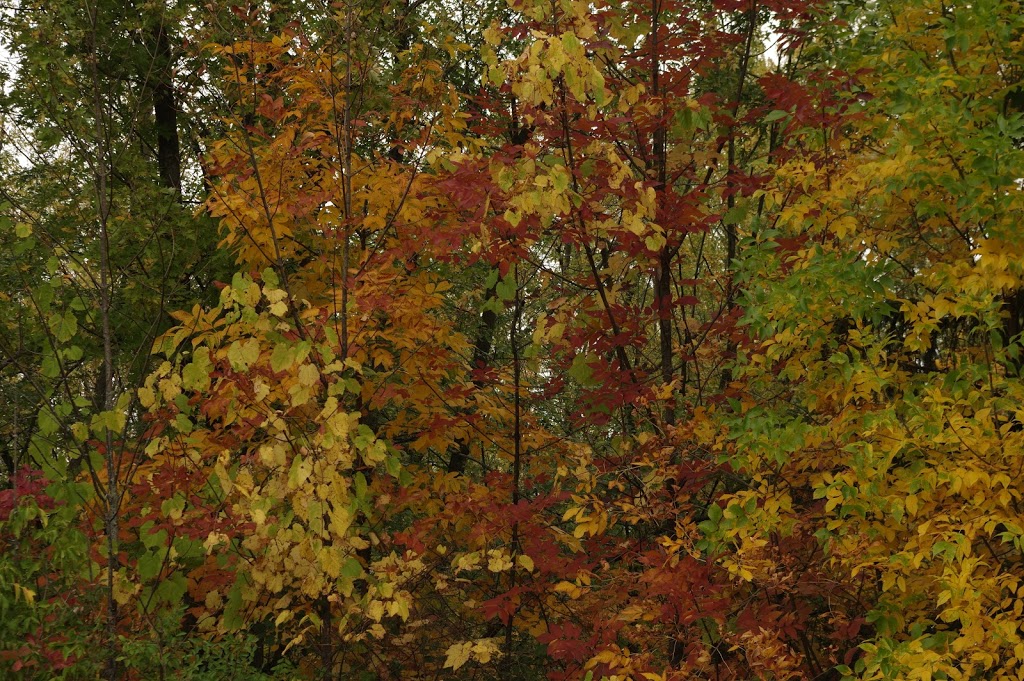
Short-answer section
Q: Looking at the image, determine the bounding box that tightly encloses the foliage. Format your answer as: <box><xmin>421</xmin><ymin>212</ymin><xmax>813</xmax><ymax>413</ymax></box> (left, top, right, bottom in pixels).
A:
<box><xmin>719</xmin><ymin>1</ymin><xmax>1024</xmax><ymax>678</ymax></box>
<box><xmin>0</xmin><ymin>469</ymin><xmax>98</xmax><ymax>679</ymax></box>
<box><xmin>2</xmin><ymin>0</ymin><xmax>1024</xmax><ymax>679</ymax></box>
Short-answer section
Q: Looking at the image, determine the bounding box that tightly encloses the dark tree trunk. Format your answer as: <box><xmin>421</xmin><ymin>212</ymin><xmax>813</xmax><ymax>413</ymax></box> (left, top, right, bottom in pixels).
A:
<box><xmin>150</xmin><ymin>19</ymin><xmax>181</xmax><ymax>195</ymax></box>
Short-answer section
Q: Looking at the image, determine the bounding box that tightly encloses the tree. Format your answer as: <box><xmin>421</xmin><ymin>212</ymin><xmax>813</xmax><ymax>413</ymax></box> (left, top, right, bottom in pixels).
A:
<box><xmin>4</xmin><ymin>0</ymin><xmax>1024</xmax><ymax>679</ymax></box>
<box><xmin>0</xmin><ymin>0</ymin><xmax>227</xmax><ymax>676</ymax></box>
<box><xmin>714</xmin><ymin>0</ymin><xmax>1024</xmax><ymax>678</ymax></box>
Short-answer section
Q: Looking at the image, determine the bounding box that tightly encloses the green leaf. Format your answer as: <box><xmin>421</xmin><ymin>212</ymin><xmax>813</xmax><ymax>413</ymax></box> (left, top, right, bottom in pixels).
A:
<box><xmin>161</xmin><ymin>494</ymin><xmax>185</xmax><ymax>519</ymax></box>
<box><xmin>138</xmin><ymin>549</ymin><xmax>164</xmax><ymax>581</ymax></box>
<box><xmin>568</xmin><ymin>353</ymin><xmax>597</xmax><ymax>387</ymax></box>
<box><xmin>398</xmin><ymin>468</ymin><xmax>413</xmax><ymax>487</ymax></box>
<box><xmin>154</xmin><ymin>572</ymin><xmax>187</xmax><ymax>604</ymax></box>
<box><xmin>13</xmin><ymin>235</ymin><xmax>36</xmax><ymax>256</ymax></box>
<box><xmin>223</xmin><ymin>580</ymin><xmax>245</xmax><ymax>631</ymax></box>
<box><xmin>340</xmin><ymin>556</ymin><xmax>363</xmax><ymax>579</ymax></box>
<box><xmin>182</xmin><ymin>348</ymin><xmax>212</xmax><ymax>391</ymax></box>
<box><xmin>174</xmin><ymin>413</ymin><xmax>193</xmax><ymax>434</ymax></box>
<box><xmin>484</xmin><ymin>268</ymin><xmax>500</xmax><ymax>289</ymax></box>
<box><xmin>288</xmin><ymin>453</ymin><xmax>312</xmax><ymax>489</ymax></box>
<box><xmin>49</xmin><ymin>311</ymin><xmax>78</xmax><ymax>342</ymax></box>
<box><xmin>589</xmin><ymin>69</ymin><xmax>606</xmax><ymax>105</ymax></box>
<box><xmin>271</xmin><ymin>343</ymin><xmax>294</xmax><ymax>372</ymax></box>
<box><xmin>384</xmin><ymin>454</ymin><xmax>401</xmax><ymax>478</ymax></box>
<box><xmin>231</xmin><ymin>271</ymin><xmax>250</xmax><ymax>295</ymax></box>
<box><xmin>41</xmin><ymin>353</ymin><xmax>60</xmax><ymax>378</ymax></box>
<box><xmin>723</xmin><ymin>201</ymin><xmax>748</xmax><ymax>225</ymax></box>
<box><xmin>551</xmin><ymin>169</ymin><xmax>570</xmax><ymax>192</ymax></box>
<box><xmin>36</xmin><ymin>282</ymin><xmax>54</xmax><ymax>312</ymax></box>
<box><xmin>140</xmin><ymin>524</ymin><xmax>168</xmax><ymax>550</ymax></box>
<box><xmin>496</xmin><ymin>274</ymin><xmax>517</xmax><ymax>301</ymax></box>
<box><xmin>173</xmin><ymin>393</ymin><xmax>191</xmax><ymax>414</ymax></box>
<box><xmin>354</xmin><ymin>472</ymin><xmax>368</xmax><ymax>502</ymax></box>
<box><xmin>38</xmin><ymin>409</ymin><xmax>59</xmax><ymax>436</ymax></box>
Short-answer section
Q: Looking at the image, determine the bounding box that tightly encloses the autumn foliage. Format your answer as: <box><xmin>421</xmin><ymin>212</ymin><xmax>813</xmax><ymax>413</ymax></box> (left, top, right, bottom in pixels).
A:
<box><xmin>1</xmin><ymin>0</ymin><xmax>1024</xmax><ymax>679</ymax></box>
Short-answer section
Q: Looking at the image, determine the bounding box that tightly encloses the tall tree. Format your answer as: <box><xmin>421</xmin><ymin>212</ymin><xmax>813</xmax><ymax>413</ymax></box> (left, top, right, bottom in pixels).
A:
<box><xmin>0</xmin><ymin>0</ymin><xmax>227</xmax><ymax>676</ymax></box>
<box><xmin>6</xmin><ymin>1</ymin><xmax>1023</xmax><ymax>680</ymax></box>
<box><xmin>712</xmin><ymin>0</ymin><xmax>1024</xmax><ymax>678</ymax></box>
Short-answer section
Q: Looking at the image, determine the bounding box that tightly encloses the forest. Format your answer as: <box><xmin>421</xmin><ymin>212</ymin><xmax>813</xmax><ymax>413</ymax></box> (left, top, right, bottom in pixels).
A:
<box><xmin>1</xmin><ymin>0</ymin><xmax>1023</xmax><ymax>678</ymax></box>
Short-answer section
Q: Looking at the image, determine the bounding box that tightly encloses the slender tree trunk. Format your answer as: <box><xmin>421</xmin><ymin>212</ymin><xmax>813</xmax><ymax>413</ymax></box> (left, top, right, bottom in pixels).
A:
<box><xmin>719</xmin><ymin>3</ymin><xmax>756</xmax><ymax>392</ymax></box>
<box><xmin>504</xmin><ymin>264</ymin><xmax>523</xmax><ymax>666</ymax></box>
<box><xmin>88</xmin><ymin>1</ymin><xmax>119</xmax><ymax>676</ymax></box>
<box><xmin>650</xmin><ymin>0</ymin><xmax>677</xmax><ymax>427</ymax></box>
<box><xmin>448</xmin><ymin>286</ymin><xmax>498</xmax><ymax>474</ymax></box>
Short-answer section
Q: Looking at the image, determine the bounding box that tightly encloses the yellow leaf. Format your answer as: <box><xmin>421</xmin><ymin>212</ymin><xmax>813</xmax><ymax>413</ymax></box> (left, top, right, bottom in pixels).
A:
<box><xmin>14</xmin><ymin>583</ymin><xmax>36</xmax><ymax>605</ymax></box>
<box><xmin>71</xmin><ymin>422</ymin><xmax>89</xmax><ymax>442</ymax></box>
<box><xmin>487</xmin><ymin>549</ymin><xmax>513</xmax><ymax>572</ymax></box>
<box><xmin>618</xmin><ymin>605</ymin><xmax>644</xmax><ymax>622</ymax></box>
<box><xmin>298</xmin><ymin>363</ymin><xmax>319</xmax><ymax>387</ymax></box>
<box><xmin>367</xmin><ymin>600</ymin><xmax>385</xmax><ymax>622</ymax></box>
<box><xmin>586</xmin><ymin>648</ymin><xmax>619</xmax><ymax>668</ymax></box>
<box><xmin>454</xmin><ymin>551</ymin><xmax>481</xmax><ymax>573</ymax></box>
<box><xmin>471</xmin><ymin>638</ymin><xmax>502</xmax><ymax>664</ymax></box>
<box><xmin>321</xmin><ymin>547</ymin><xmax>341</xmax><ymax>578</ymax></box>
<box><xmin>554</xmin><ymin>581</ymin><xmax>582</xmax><ymax>598</ymax></box>
<box><xmin>906</xmin><ymin>494</ymin><xmax>919</xmax><ymax>516</ymax></box>
<box><xmin>444</xmin><ymin>642</ymin><xmax>473</xmax><ymax>670</ymax></box>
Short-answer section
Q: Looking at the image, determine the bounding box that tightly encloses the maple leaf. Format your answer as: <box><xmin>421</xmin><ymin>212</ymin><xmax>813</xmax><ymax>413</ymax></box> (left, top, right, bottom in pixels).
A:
<box><xmin>443</xmin><ymin>641</ymin><xmax>473</xmax><ymax>670</ymax></box>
